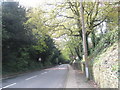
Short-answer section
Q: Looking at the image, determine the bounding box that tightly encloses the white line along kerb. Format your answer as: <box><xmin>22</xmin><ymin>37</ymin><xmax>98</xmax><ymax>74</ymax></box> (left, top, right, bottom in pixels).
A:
<box><xmin>3</xmin><ymin>83</ymin><xmax>16</xmax><ymax>88</ymax></box>
<box><xmin>25</xmin><ymin>75</ymin><xmax>38</xmax><ymax>80</ymax></box>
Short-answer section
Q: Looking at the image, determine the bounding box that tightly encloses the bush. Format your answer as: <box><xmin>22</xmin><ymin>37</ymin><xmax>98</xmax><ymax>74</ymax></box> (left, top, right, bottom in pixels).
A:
<box><xmin>90</xmin><ymin>30</ymin><xmax>118</xmax><ymax>56</ymax></box>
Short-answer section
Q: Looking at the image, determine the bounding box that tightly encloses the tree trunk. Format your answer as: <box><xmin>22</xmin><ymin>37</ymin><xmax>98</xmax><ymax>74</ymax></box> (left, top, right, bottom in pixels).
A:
<box><xmin>91</xmin><ymin>30</ymin><xmax>96</xmax><ymax>48</ymax></box>
<box><xmin>75</xmin><ymin>47</ymin><xmax>82</xmax><ymax>60</ymax></box>
<box><xmin>86</xmin><ymin>33</ymin><xmax>90</xmax><ymax>55</ymax></box>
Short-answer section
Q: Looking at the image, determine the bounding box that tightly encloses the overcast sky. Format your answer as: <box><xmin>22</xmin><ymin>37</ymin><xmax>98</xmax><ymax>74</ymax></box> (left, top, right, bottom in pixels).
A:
<box><xmin>4</xmin><ymin>0</ymin><xmax>118</xmax><ymax>7</ymax></box>
<box><xmin>18</xmin><ymin>0</ymin><xmax>63</xmax><ymax>7</ymax></box>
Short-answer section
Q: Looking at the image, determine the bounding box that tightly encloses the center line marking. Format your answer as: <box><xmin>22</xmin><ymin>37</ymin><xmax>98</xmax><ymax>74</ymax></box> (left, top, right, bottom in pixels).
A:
<box><xmin>25</xmin><ymin>75</ymin><xmax>37</xmax><ymax>80</ymax></box>
<box><xmin>3</xmin><ymin>83</ymin><xmax>16</xmax><ymax>88</ymax></box>
<box><xmin>41</xmin><ymin>72</ymin><xmax>47</xmax><ymax>74</ymax></box>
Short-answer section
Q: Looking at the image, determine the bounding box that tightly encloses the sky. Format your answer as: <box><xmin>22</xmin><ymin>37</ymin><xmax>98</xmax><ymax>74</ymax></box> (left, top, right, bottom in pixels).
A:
<box><xmin>18</xmin><ymin>0</ymin><xmax>44</xmax><ymax>7</ymax></box>
<box><xmin>17</xmin><ymin>0</ymin><xmax>63</xmax><ymax>7</ymax></box>
<box><xmin>5</xmin><ymin>0</ymin><xmax>118</xmax><ymax>7</ymax></box>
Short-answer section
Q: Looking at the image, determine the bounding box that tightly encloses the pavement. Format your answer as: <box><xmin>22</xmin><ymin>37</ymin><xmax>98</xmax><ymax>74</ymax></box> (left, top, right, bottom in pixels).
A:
<box><xmin>65</xmin><ymin>64</ymin><xmax>95</xmax><ymax>88</ymax></box>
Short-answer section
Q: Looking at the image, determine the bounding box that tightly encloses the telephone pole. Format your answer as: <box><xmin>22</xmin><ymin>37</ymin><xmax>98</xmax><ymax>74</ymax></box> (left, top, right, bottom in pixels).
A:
<box><xmin>80</xmin><ymin>0</ymin><xmax>90</xmax><ymax>80</ymax></box>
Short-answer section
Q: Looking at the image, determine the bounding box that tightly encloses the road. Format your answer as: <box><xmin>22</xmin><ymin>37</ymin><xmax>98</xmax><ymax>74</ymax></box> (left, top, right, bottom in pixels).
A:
<box><xmin>1</xmin><ymin>64</ymin><xmax>69</xmax><ymax>89</ymax></box>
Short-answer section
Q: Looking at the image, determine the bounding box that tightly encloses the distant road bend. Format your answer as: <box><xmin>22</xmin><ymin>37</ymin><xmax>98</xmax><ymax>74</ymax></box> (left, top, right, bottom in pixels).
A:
<box><xmin>2</xmin><ymin>64</ymin><xmax>69</xmax><ymax>88</ymax></box>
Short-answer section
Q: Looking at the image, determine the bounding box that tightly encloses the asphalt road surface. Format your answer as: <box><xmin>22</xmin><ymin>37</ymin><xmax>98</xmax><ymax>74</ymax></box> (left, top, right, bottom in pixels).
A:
<box><xmin>1</xmin><ymin>64</ymin><xmax>69</xmax><ymax>89</ymax></box>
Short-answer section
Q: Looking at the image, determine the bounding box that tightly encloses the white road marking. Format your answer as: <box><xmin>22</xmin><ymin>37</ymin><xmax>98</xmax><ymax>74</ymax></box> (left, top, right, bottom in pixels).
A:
<box><xmin>41</xmin><ymin>72</ymin><xmax>47</xmax><ymax>75</ymax></box>
<box><xmin>25</xmin><ymin>75</ymin><xmax>37</xmax><ymax>80</ymax></box>
<box><xmin>58</xmin><ymin>84</ymin><xmax>62</xmax><ymax>88</ymax></box>
<box><xmin>2</xmin><ymin>83</ymin><xmax>16</xmax><ymax>88</ymax></box>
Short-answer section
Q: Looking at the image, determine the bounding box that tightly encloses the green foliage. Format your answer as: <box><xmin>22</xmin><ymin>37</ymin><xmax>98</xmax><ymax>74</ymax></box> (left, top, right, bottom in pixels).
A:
<box><xmin>2</xmin><ymin>1</ymin><xmax>118</xmax><ymax>77</ymax></box>
<box><xmin>2</xmin><ymin>2</ymin><xmax>29</xmax><ymax>64</ymax></box>
<box><xmin>90</xmin><ymin>30</ymin><xmax>118</xmax><ymax>56</ymax></box>
<box><xmin>112</xmin><ymin>64</ymin><xmax>118</xmax><ymax>71</ymax></box>
<box><xmin>2</xmin><ymin>2</ymin><xmax>65</xmax><ymax>75</ymax></box>
<box><xmin>44</xmin><ymin>1</ymin><xmax>117</xmax><ymax>62</ymax></box>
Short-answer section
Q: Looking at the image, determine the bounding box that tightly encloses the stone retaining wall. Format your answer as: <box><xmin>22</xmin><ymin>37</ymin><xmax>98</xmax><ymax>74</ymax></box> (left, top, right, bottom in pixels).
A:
<box><xmin>93</xmin><ymin>43</ymin><xmax>118</xmax><ymax>88</ymax></box>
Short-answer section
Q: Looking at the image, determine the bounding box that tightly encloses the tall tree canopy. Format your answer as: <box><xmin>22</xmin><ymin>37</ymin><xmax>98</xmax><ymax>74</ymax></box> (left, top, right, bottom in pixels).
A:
<box><xmin>2</xmin><ymin>2</ymin><xmax>65</xmax><ymax>73</ymax></box>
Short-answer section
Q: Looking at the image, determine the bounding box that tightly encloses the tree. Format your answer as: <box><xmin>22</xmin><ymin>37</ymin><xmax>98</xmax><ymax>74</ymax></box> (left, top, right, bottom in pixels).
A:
<box><xmin>2</xmin><ymin>2</ymin><xmax>28</xmax><ymax>63</ymax></box>
<box><xmin>2</xmin><ymin>2</ymin><xmax>37</xmax><ymax>72</ymax></box>
<box><xmin>25</xmin><ymin>7</ymin><xmax>64</xmax><ymax>65</ymax></box>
